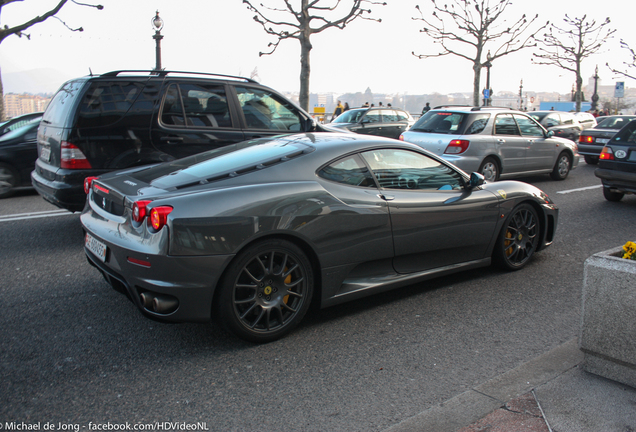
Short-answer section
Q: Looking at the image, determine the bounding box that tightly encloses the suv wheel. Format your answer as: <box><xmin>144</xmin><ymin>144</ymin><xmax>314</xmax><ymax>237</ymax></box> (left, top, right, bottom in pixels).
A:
<box><xmin>479</xmin><ymin>157</ymin><xmax>499</xmax><ymax>182</ymax></box>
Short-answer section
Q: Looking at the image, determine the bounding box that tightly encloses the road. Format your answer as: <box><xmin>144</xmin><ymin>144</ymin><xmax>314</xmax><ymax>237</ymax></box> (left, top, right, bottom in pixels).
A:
<box><xmin>1</xmin><ymin>160</ymin><xmax>634</xmax><ymax>431</ymax></box>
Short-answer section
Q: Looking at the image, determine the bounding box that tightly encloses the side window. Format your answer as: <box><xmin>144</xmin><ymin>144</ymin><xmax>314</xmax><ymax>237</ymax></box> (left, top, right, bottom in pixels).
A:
<box><xmin>465</xmin><ymin>114</ymin><xmax>490</xmax><ymax>134</ymax></box>
<box><xmin>380</xmin><ymin>109</ymin><xmax>398</xmax><ymax>122</ymax></box>
<box><xmin>494</xmin><ymin>114</ymin><xmax>521</xmax><ymax>136</ymax></box>
<box><xmin>317</xmin><ymin>155</ymin><xmax>376</xmax><ymax>187</ymax></box>
<box><xmin>544</xmin><ymin>114</ymin><xmax>561</xmax><ymax>127</ymax></box>
<box><xmin>361</xmin><ymin>149</ymin><xmax>463</xmax><ymax>191</ymax></box>
<box><xmin>160</xmin><ymin>83</ymin><xmax>231</xmax><ymax>128</ymax></box>
<box><xmin>235</xmin><ymin>86</ymin><xmax>303</xmax><ymax>131</ymax></box>
<box><xmin>362</xmin><ymin>111</ymin><xmax>381</xmax><ymax>123</ymax></box>
<box><xmin>561</xmin><ymin>113</ymin><xmax>574</xmax><ymax>125</ymax></box>
<box><xmin>395</xmin><ymin>111</ymin><xmax>409</xmax><ymax>121</ymax></box>
<box><xmin>514</xmin><ymin>114</ymin><xmax>544</xmax><ymax>137</ymax></box>
<box><xmin>77</xmin><ymin>81</ymin><xmax>144</xmax><ymax>128</ymax></box>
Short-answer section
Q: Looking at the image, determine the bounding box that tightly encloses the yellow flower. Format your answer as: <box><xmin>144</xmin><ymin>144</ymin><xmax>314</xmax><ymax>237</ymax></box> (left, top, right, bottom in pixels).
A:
<box><xmin>623</xmin><ymin>241</ymin><xmax>636</xmax><ymax>260</ymax></box>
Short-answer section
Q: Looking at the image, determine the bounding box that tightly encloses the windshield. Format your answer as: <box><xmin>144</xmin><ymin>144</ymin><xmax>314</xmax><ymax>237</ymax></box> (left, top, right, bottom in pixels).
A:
<box><xmin>0</xmin><ymin>119</ymin><xmax>40</xmax><ymax>142</ymax></box>
<box><xmin>132</xmin><ymin>137</ymin><xmax>313</xmax><ymax>189</ymax></box>
<box><xmin>410</xmin><ymin>111</ymin><xmax>467</xmax><ymax>134</ymax></box>
<box><xmin>332</xmin><ymin>109</ymin><xmax>366</xmax><ymax>123</ymax></box>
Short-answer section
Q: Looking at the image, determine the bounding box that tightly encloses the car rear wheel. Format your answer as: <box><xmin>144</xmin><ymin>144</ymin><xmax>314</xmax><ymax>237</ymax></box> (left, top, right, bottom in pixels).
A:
<box><xmin>0</xmin><ymin>163</ymin><xmax>18</xmax><ymax>199</ymax></box>
<box><xmin>479</xmin><ymin>157</ymin><xmax>499</xmax><ymax>182</ymax></box>
<box><xmin>550</xmin><ymin>152</ymin><xmax>571</xmax><ymax>180</ymax></box>
<box><xmin>493</xmin><ymin>203</ymin><xmax>540</xmax><ymax>270</ymax></box>
<box><xmin>216</xmin><ymin>239</ymin><xmax>314</xmax><ymax>343</ymax></box>
<box><xmin>602</xmin><ymin>187</ymin><xmax>624</xmax><ymax>202</ymax></box>
<box><xmin>584</xmin><ymin>155</ymin><xmax>599</xmax><ymax>165</ymax></box>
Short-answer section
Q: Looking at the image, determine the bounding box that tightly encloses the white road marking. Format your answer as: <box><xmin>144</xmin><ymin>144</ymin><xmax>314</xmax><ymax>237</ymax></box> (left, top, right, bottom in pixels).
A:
<box><xmin>0</xmin><ymin>209</ymin><xmax>76</xmax><ymax>223</ymax></box>
<box><xmin>556</xmin><ymin>185</ymin><xmax>602</xmax><ymax>194</ymax></box>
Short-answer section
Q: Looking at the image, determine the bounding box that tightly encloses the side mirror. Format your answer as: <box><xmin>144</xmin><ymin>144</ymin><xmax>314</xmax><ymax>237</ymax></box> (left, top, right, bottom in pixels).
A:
<box><xmin>467</xmin><ymin>172</ymin><xmax>485</xmax><ymax>189</ymax></box>
<box><xmin>304</xmin><ymin>117</ymin><xmax>317</xmax><ymax>132</ymax></box>
<box><xmin>547</xmin><ymin>130</ymin><xmax>555</xmax><ymax>138</ymax></box>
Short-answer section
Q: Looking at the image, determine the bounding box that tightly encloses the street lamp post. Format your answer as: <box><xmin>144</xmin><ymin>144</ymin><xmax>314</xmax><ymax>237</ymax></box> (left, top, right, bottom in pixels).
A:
<box><xmin>519</xmin><ymin>79</ymin><xmax>524</xmax><ymax>110</ymax></box>
<box><xmin>152</xmin><ymin>11</ymin><xmax>164</xmax><ymax>72</ymax></box>
<box><xmin>482</xmin><ymin>51</ymin><xmax>493</xmax><ymax>106</ymax></box>
<box><xmin>591</xmin><ymin>65</ymin><xmax>600</xmax><ymax>112</ymax></box>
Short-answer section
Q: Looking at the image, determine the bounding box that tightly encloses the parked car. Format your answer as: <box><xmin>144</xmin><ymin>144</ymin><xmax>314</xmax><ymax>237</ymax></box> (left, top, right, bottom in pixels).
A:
<box><xmin>595</xmin><ymin>119</ymin><xmax>636</xmax><ymax>201</ymax></box>
<box><xmin>0</xmin><ymin>112</ymin><xmax>43</xmax><ymax>137</ymax></box>
<box><xmin>0</xmin><ymin>118</ymin><xmax>41</xmax><ymax>198</ymax></box>
<box><xmin>324</xmin><ymin>107</ymin><xmax>415</xmax><ymax>139</ymax></box>
<box><xmin>399</xmin><ymin>106</ymin><xmax>579</xmax><ymax>182</ymax></box>
<box><xmin>528</xmin><ymin>110</ymin><xmax>584</xmax><ymax>142</ymax></box>
<box><xmin>32</xmin><ymin>70</ymin><xmax>328</xmax><ymax>212</ymax></box>
<box><xmin>574</xmin><ymin>112</ymin><xmax>598</xmax><ymax>130</ymax></box>
<box><xmin>579</xmin><ymin>115</ymin><xmax>636</xmax><ymax>164</ymax></box>
<box><xmin>81</xmin><ymin>133</ymin><xmax>558</xmax><ymax>342</ymax></box>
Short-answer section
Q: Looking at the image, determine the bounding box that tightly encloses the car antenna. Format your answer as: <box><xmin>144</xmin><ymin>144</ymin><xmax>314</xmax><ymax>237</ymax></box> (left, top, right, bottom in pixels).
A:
<box><xmin>88</xmin><ymin>67</ymin><xmax>94</xmax><ymax>77</ymax></box>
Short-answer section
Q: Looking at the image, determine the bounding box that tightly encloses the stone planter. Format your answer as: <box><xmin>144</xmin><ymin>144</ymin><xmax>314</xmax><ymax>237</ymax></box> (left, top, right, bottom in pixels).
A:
<box><xmin>580</xmin><ymin>246</ymin><xmax>636</xmax><ymax>388</ymax></box>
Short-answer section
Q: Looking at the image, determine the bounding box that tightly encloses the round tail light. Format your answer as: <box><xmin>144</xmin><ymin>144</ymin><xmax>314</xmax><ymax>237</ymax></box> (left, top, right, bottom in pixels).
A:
<box><xmin>149</xmin><ymin>206</ymin><xmax>173</xmax><ymax>231</ymax></box>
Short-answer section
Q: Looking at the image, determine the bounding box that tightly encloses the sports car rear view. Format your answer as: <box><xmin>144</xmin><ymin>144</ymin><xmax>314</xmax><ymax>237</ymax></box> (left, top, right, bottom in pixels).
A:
<box><xmin>81</xmin><ymin>133</ymin><xmax>558</xmax><ymax>342</ymax></box>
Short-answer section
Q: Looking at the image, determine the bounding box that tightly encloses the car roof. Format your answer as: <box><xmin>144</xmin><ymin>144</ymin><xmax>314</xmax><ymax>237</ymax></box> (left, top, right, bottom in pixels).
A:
<box><xmin>430</xmin><ymin>106</ymin><xmax>522</xmax><ymax>114</ymax></box>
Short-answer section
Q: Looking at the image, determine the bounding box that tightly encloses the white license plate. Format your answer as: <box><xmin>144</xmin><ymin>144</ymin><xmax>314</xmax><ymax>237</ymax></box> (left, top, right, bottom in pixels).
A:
<box><xmin>40</xmin><ymin>146</ymin><xmax>51</xmax><ymax>161</ymax></box>
<box><xmin>596</xmin><ymin>138</ymin><xmax>610</xmax><ymax>144</ymax></box>
<box><xmin>85</xmin><ymin>233</ymin><xmax>107</xmax><ymax>262</ymax></box>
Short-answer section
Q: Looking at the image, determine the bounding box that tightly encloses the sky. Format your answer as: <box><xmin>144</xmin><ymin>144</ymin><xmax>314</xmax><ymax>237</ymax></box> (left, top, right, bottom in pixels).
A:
<box><xmin>0</xmin><ymin>0</ymin><xmax>633</xmax><ymax>97</ymax></box>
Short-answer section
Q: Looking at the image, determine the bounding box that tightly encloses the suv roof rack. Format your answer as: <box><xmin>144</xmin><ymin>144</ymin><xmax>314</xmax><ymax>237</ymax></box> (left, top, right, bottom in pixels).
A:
<box><xmin>99</xmin><ymin>70</ymin><xmax>258</xmax><ymax>83</ymax></box>
<box><xmin>432</xmin><ymin>105</ymin><xmax>514</xmax><ymax>111</ymax></box>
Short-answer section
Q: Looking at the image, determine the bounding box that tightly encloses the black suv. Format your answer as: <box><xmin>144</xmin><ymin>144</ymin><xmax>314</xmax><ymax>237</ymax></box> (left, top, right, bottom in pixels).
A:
<box><xmin>32</xmin><ymin>70</ymin><xmax>325</xmax><ymax>212</ymax></box>
<box><xmin>595</xmin><ymin>119</ymin><xmax>636</xmax><ymax>201</ymax></box>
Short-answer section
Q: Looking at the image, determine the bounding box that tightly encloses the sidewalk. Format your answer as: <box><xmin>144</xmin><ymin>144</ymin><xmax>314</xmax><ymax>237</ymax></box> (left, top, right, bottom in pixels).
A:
<box><xmin>384</xmin><ymin>338</ymin><xmax>636</xmax><ymax>432</ymax></box>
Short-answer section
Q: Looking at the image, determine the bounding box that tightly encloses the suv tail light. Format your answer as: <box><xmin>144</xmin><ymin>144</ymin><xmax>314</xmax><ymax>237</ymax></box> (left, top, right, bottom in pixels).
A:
<box><xmin>84</xmin><ymin>176</ymin><xmax>99</xmax><ymax>194</ymax></box>
<box><xmin>150</xmin><ymin>206</ymin><xmax>173</xmax><ymax>231</ymax></box>
<box><xmin>599</xmin><ymin>146</ymin><xmax>614</xmax><ymax>160</ymax></box>
<box><xmin>445</xmin><ymin>140</ymin><xmax>470</xmax><ymax>154</ymax></box>
<box><xmin>132</xmin><ymin>200</ymin><xmax>152</xmax><ymax>223</ymax></box>
<box><xmin>579</xmin><ymin>135</ymin><xmax>594</xmax><ymax>143</ymax></box>
<box><xmin>61</xmin><ymin>141</ymin><xmax>92</xmax><ymax>169</ymax></box>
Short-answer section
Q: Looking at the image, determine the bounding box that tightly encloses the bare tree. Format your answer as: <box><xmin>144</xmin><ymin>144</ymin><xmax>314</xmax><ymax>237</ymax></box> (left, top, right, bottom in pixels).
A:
<box><xmin>412</xmin><ymin>0</ymin><xmax>547</xmax><ymax>107</ymax></box>
<box><xmin>243</xmin><ymin>0</ymin><xmax>386</xmax><ymax>111</ymax></box>
<box><xmin>533</xmin><ymin>15</ymin><xmax>615</xmax><ymax>112</ymax></box>
<box><xmin>0</xmin><ymin>0</ymin><xmax>103</xmax><ymax>120</ymax></box>
<box><xmin>607</xmin><ymin>40</ymin><xmax>636</xmax><ymax>81</ymax></box>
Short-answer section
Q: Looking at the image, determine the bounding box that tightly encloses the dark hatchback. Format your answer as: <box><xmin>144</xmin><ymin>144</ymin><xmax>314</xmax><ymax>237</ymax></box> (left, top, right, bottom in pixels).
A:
<box><xmin>595</xmin><ymin>119</ymin><xmax>636</xmax><ymax>201</ymax></box>
<box><xmin>529</xmin><ymin>111</ymin><xmax>583</xmax><ymax>142</ymax></box>
<box><xmin>326</xmin><ymin>107</ymin><xmax>415</xmax><ymax>139</ymax></box>
<box><xmin>32</xmin><ymin>70</ymin><xmax>326</xmax><ymax>212</ymax></box>
<box><xmin>0</xmin><ymin>118</ymin><xmax>41</xmax><ymax>198</ymax></box>
<box><xmin>579</xmin><ymin>115</ymin><xmax>636</xmax><ymax>164</ymax></box>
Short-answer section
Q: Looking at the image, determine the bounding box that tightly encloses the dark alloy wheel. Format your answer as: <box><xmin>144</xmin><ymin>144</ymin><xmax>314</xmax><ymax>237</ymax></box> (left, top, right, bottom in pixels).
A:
<box><xmin>603</xmin><ymin>186</ymin><xmax>624</xmax><ymax>202</ymax></box>
<box><xmin>0</xmin><ymin>163</ymin><xmax>18</xmax><ymax>199</ymax></box>
<box><xmin>550</xmin><ymin>152</ymin><xmax>571</xmax><ymax>180</ymax></box>
<box><xmin>216</xmin><ymin>239</ymin><xmax>314</xmax><ymax>343</ymax></box>
<box><xmin>493</xmin><ymin>204</ymin><xmax>540</xmax><ymax>270</ymax></box>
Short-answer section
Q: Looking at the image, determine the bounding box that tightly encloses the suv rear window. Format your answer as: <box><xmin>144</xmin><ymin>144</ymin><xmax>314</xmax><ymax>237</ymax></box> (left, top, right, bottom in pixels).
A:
<box><xmin>77</xmin><ymin>81</ymin><xmax>146</xmax><ymax>128</ymax></box>
<box><xmin>410</xmin><ymin>112</ymin><xmax>467</xmax><ymax>134</ymax></box>
<box><xmin>42</xmin><ymin>79</ymin><xmax>87</xmax><ymax>126</ymax></box>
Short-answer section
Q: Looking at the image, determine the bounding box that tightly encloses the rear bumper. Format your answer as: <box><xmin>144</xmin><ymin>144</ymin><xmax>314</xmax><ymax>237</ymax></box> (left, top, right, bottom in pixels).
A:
<box><xmin>595</xmin><ymin>168</ymin><xmax>636</xmax><ymax>194</ymax></box>
<box><xmin>578</xmin><ymin>143</ymin><xmax>605</xmax><ymax>156</ymax></box>
<box><xmin>83</xmin><ymin>225</ymin><xmax>235</xmax><ymax>323</ymax></box>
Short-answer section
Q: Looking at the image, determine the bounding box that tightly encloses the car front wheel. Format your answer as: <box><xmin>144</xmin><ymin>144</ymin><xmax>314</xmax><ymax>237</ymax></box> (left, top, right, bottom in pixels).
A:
<box><xmin>493</xmin><ymin>203</ymin><xmax>540</xmax><ymax>270</ymax></box>
<box><xmin>216</xmin><ymin>239</ymin><xmax>314</xmax><ymax>343</ymax></box>
<box><xmin>550</xmin><ymin>152</ymin><xmax>571</xmax><ymax>180</ymax></box>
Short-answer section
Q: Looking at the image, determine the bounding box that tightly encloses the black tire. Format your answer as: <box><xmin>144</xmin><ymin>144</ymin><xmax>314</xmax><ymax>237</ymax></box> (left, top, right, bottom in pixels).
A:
<box><xmin>550</xmin><ymin>152</ymin><xmax>571</xmax><ymax>180</ymax></box>
<box><xmin>493</xmin><ymin>203</ymin><xmax>540</xmax><ymax>271</ymax></box>
<box><xmin>215</xmin><ymin>239</ymin><xmax>314</xmax><ymax>343</ymax></box>
<box><xmin>0</xmin><ymin>163</ymin><xmax>18</xmax><ymax>199</ymax></box>
<box><xmin>603</xmin><ymin>187</ymin><xmax>624</xmax><ymax>202</ymax></box>
<box><xmin>584</xmin><ymin>155</ymin><xmax>599</xmax><ymax>165</ymax></box>
<box><xmin>479</xmin><ymin>157</ymin><xmax>499</xmax><ymax>182</ymax></box>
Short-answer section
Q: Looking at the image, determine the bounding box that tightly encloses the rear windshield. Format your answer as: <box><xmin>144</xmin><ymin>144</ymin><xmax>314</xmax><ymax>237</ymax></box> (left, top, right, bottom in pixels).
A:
<box><xmin>42</xmin><ymin>79</ymin><xmax>87</xmax><ymax>126</ymax></box>
<box><xmin>77</xmin><ymin>81</ymin><xmax>147</xmax><ymax>128</ymax></box>
<box><xmin>410</xmin><ymin>111</ymin><xmax>468</xmax><ymax>134</ymax></box>
<box><xmin>132</xmin><ymin>137</ymin><xmax>313</xmax><ymax>189</ymax></box>
<box><xmin>596</xmin><ymin>116</ymin><xmax>636</xmax><ymax>130</ymax></box>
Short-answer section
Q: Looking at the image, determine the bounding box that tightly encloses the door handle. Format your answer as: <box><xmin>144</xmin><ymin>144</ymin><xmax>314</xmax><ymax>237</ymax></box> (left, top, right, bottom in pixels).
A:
<box><xmin>160</xmin><ymin>136</ymin><xmax>184</xmax><ymax>144</ymax></box>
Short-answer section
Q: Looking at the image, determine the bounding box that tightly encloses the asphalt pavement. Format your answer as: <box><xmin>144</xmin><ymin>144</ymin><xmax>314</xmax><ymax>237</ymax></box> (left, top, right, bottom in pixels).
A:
<box><xmin>384</xmin><ymin>338</ymin><xmax>636</xmax><ymax>432</ymax></box>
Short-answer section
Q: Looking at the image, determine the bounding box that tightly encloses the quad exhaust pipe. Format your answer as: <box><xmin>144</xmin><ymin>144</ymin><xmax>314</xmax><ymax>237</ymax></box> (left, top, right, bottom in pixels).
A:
<box><xmin>140</xmin><ymin>292</ymin><xmax>179</xmax><ymax>314</ymax></box>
